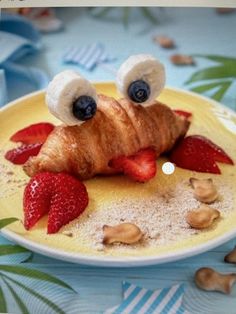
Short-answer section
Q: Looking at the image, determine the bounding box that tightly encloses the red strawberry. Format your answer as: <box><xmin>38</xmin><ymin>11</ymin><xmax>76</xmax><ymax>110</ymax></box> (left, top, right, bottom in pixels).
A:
<box><xmin>10</xmin><ymin>122</ymin><xmax>54</xmax><ymax>144</ymax></box>
<box><xmin>173</xmin><ymin>110</ymin><xmax>192</xmax><ymax>119</ymax></box>
<box><xmin>23</xmin><ymin>172</ymin><xmax>89</xmax><ymax>234</ymax></box>
<box><xmin>24</xmin><ymin>172</ymin><xmax>54</xmax><ymax>230</ymax></box>
<box><xmin>5</xmin><ymin>143</ymin><xmax>42</xmax><ymax>165</ymax></box>
<box><xmin>47</xmin><ymin>173</ymin><xmax>88</xmax><ymax>234</ymax></box>
<box><xmin>109</xmin><ymin>148</ymin><xmax>157</xmax><ymax>182</ymax></box>
<box><xmin>193</xmin><ymin>135</ymin><xmax>234</xmax><ymax>165</ymax></box>
<box><xmin>170</xmin><ymin>135</ymin><xmax>234</xmax><ymax>174</ymax></box>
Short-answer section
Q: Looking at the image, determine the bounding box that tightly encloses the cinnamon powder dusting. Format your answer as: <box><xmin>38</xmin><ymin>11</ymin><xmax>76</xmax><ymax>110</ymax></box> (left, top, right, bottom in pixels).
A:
<box><xmin>0</xmin><ymin>151</ymin><xmax>27</xmax><ymax>198</ymax></box>
<box><xmin>65</xmin><ymin>178</ymin><xmax>234</xmax><ymax>253</ymax></box>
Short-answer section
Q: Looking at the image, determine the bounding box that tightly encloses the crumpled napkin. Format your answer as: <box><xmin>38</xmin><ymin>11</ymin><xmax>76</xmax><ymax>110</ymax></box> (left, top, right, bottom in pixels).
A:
<box><xmin>0</xmin><ymin>31</ymin><xmax>39</xmax><ymax>64</ymax></box>
<box><xmin>0</xmin><ymin>14</ymin><xmax>49</xmax><ymax>107</ymax></box>
<box><xmin>0</xmin><ymin>13</ymin><xmax>41</xmax><ymax>44</ymax></box>
<box><xmin>0</xmin><ymin>70</ymin><xmax>7</xmax><ymax>106</ymax></box>
<box><xmin>105</xmin><ymin>281</ymin><xmax>189</xmax><ymax>314</ymax></box>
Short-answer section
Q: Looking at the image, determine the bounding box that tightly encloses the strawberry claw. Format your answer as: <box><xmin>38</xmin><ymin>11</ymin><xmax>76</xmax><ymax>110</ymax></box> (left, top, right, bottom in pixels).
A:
<box><xmin>5</xmin><ymin>143</ymin><xmax>42</xmax><ymax>165</ymax></box>
<box><xmin>23</xmin><ymin>172</ymin><xmax>88</xmax><ymax>233</ymax></box>
<box><xmin>193</xmin><ymin>135</ymin><xmax>234</xmax><ymax>165</ymax></box>
<box><xmin>10</xmin><ymin>122</ymin><xmax>54</xmax><ymax>144</ymax></box>
<box><xmin>170</xmin><ymin>135</ymin><xmax>233</xmax><ymax>174</ymax></box>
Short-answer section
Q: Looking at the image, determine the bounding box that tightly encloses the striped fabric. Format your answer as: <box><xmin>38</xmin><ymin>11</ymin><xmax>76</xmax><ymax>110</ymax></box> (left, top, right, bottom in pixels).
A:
<box><xmin>105</xmin><ymin>282</ymin><xmax>189</xmax><ymax>314</ymax></box>
<box><xmin>62</xmin><ymin>42</ymin><xmax>115</xmax><ymax>70</ymax></box>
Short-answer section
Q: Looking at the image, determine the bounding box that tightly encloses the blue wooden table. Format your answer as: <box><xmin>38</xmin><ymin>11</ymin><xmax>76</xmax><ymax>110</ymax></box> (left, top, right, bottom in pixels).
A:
<box><xmin>1</xmin><ymin>7</ymin><xmax>236</xmax><ymax>314</ymax></box>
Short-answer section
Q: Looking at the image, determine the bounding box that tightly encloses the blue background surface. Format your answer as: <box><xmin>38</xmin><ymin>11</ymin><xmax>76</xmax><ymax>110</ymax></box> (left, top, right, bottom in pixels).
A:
<box><xmin>0</xmin><ymin>7</ymin><xmax>236</xmax><ymax>314</ymax></box>
<box><xmin>18</xmin><ymin>7</ymin><xmax>236</xmax><ymax>109</ymax></box>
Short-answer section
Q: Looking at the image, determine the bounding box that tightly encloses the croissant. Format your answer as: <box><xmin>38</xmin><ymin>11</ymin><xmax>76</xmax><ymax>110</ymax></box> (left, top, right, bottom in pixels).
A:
<box><xmin>24</xmin><ymin>94</ymin><xmax>190</xmax><ymax>180</ymax></box>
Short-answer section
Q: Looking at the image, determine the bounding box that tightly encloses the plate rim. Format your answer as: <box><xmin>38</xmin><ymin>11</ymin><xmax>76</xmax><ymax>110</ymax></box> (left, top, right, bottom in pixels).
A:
<box><xmin>1</xmin><ymin>85</ymin><xmax>236</xmax><ymax>267</ymax></box>
<box><xmin>2</xmin><ymin>225</ymin><xmax>236</xmax><ymax>267</ymax></box>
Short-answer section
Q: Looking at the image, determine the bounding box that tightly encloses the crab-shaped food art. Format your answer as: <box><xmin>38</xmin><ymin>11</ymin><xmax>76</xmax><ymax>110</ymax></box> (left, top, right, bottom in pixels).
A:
<box><xmin>5</xmin><ymin>54</ymin><xmax>233</xmax><ymax>234</ymax></box>
<box><xmin>24</xmin><ymin>54</ymin><xmax>189</xmax><ymax>180</ymax></box>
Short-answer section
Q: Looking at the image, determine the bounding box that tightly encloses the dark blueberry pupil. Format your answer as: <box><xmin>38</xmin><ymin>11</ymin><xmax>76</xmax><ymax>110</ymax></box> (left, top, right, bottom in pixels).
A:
<box><xmin>128</xmin><ymin>80</ymin><xmax>150</xmax><ymax>103</ymax></box>
<box><xmin>72</xmin><ymin>95</ymin><xmax>97</xmax><ymax>121</ymax></box>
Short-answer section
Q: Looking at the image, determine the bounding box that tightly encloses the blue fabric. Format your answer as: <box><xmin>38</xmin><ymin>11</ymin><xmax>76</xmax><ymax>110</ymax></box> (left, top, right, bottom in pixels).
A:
<box><xmin>0</xmin><ymin>14</ymin><xmax>48</xmax><ymax>107</ymax></box>
<box><xmin>0</xmin><ymin>13</ymin><xmax>41</xmax><ymax>44</ymax></box>
<box><xmin>63</xmin><ymin>42</ymin><xmax>116</xmax><ymax>71</ymax></box>
<box><xmin>0</xmin><ymin>31</ymin><xmax>39</xmax><ymax>64</ymax></box>
<box><xmin>105</xmin><ymin>282</ymin><xmax>188</xmax><ymax>314</ymax></box>
<box><xmin>2</xmin><ymin>62</ymin><xmax>48</xmax><ymax>102</ymax></box>
<box><xmin>0</xmin><ymin>69</ymin><xmax>7</xmax><ymax>105</ymax></box>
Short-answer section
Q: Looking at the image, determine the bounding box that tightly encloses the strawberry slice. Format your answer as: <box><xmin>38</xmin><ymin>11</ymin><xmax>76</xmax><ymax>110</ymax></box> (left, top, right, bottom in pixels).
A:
<box><xmin>24</xmin><ymin>172</ymin><xmax>54</xmax><ymax>230</ymax></box>
<box><xmin>23</xmin><ymin>172</ymin><xmax>89</xmax><ymax>234</ymax></box>
<box><xmin>47</xmin><ymin>173</ymin><xmax>88</xmax><ymax>234</ymax></box>
<box><xmin>173</xmin><ymin>110</ymin><xmax>192</xmax><ymax>119</ymax></box>
<box><xmin>5</xmin><ymin>143</ymin><xmax>42</xmax><ymax>165</ymax></box>
<box><xmin>170</xmin><ymin>135</ymin><xmax>234</xmax><ymax>174</ymax></box>
<box><xmin>193</xmin><ymin>135</ymin><xmax>234</xmax><ymax>165</ymax></box>
<box><xmin>109</xmin><ymin>148</ymin><xmax>157</xmax><ymax>182</ymax></box>
<box><xmin>10</xmin><ymin>122</ymin><xmax>54</xmax><ymax>144</ymax></box>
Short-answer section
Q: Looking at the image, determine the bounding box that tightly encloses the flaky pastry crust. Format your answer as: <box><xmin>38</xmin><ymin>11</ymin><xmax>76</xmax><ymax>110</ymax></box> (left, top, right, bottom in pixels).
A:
<box><xmin>24</xmin><ymin>94</ymin><xmax>190</xmax><ymax>180</ymax></box>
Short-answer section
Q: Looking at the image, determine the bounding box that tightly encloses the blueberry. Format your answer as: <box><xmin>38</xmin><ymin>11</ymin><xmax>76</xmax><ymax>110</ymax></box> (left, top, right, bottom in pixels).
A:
<box><xmin>127</xmin><ymin>80</ymin><xmax>151</xmax><ymax>103</ymax></box>
<box><xmin>72</xmin><ymin>95</ymin><xmax>97</xmax><ymax>121</ymax></box>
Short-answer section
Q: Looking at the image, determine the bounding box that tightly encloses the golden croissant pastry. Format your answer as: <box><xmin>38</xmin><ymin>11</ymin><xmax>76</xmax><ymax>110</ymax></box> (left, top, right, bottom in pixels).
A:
<box><xmin>24</xmin><ymin>94</ymin><xmax>190</xmax><ymax>180</ymax></box>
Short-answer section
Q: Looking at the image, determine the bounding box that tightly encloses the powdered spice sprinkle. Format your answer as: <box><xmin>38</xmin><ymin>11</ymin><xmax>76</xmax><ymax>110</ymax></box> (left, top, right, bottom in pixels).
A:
<box><xmin>65</xmin><ymin>178</ymin><xmax>234</xmax><ymax>253</ymax></box>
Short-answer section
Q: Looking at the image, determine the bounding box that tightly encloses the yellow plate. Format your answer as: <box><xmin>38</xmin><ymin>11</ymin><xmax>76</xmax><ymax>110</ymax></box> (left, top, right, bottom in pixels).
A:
<box><xmin>0</xmin><ymin>83</ymin><xmax>236</xmax><ymax>267</ymax></box>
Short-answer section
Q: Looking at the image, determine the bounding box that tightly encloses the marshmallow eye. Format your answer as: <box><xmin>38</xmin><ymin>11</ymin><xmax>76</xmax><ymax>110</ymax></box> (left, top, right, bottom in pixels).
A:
<box><xmin>46</xmin><ymin>70</ymin><xmax>98</xmax><ymax>126</ymax></box>
<box><xmin>116</xmin><ymin>54</ymin><xmax>166</xmax><ymax>106</ymax></box>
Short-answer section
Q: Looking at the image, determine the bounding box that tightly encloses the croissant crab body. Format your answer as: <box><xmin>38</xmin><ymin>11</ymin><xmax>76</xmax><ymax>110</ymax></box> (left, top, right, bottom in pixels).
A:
<box><xmin>24</xmin><ymin>94</ymin><xmax>190</xmax><ymax>180</ymax></box>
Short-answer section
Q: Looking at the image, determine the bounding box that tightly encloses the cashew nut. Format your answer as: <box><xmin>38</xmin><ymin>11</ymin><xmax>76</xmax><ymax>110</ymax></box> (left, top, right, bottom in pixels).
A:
<box><xmin>190</xmin><ymin>178</ymin><xmax>218</xmax><ymax>204</ymax></box>
<box><xmin>225</xmin><ymin>247</ymin><xmax>236</xmax><ymax>264</ymax></box>
<box><xmin>195</xmin><ymin>267</ymin><xmax>236</xmax><ymax>294</ymax></box>
<box><xmin>153</xmin><ymin>36</ymin><xmax>175</xmax><ymax>49</ymax></box>
<box><xmin>103</xmin><ymin>223</ymin><xmax>143</xmax><ymax>245</ymax></box>
<box><xmin>186</xmin><ymin>205</ymin><xmax>220</xmax><ymax>229</ymax></box>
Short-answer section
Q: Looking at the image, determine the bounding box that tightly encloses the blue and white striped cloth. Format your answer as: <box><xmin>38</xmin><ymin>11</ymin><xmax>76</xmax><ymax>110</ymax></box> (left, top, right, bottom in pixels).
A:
<box><xmin>105</xmin><ymin>282</ymin><xmax>188</xmax><ymax>314</ymax></box>
<box><xmin>62</xmin><ymin>42</ymin><xmax>115</xmax><ymax>71</ymax></box>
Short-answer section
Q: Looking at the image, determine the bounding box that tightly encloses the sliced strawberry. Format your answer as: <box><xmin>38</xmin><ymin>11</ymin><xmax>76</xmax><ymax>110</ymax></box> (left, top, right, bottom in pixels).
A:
<box><xmin>173</xmin><ymin>110</ymin><xmax>192</xmax><ymax>119</ymax></box>
<box><xmin>47</xmin><ymin>173</ymin><xmax>88</xmax><ymax>234</ymax></box>
<box><xmin>192</xmin><ymin>135</ymin><xmax>234</xmax><ymax>165</ymax></box>
<box><xmin>5</xmin><ymin>143</ymin><xmax>42</xmax><ymax>165</ymax></box>
<box><xmin>10</xmin><ymin>122</ymin><xmax>54</xmax><ymax>144</ymax></box>
<box><xmin>109</xmin><ymin>148</ymin><xmax>157</xmax><ymax>182</ymax></box>
<box><xmin>170</xmin><ymin>135</ymin><xmax>234</xmax><ymax>174</ymax></box>
<box><xmin>109</xmin><ymin>156</ymin><xmax>126</xmax><ymax>172</ymax></box>
<box><xmin>24</xmin><ymin>172</ymin><xmax>54</xmax><ymax>230</ymax></box>
<box><xmin>23</xmin><ymin>172</ymin><xmax>89</xmax><ymax>234</ymax></box>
